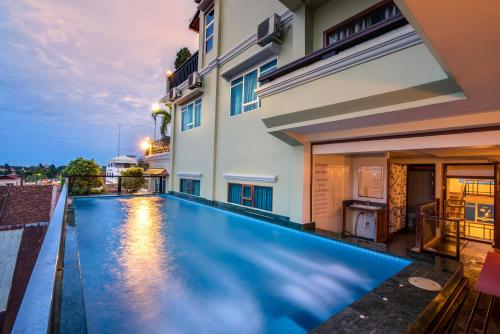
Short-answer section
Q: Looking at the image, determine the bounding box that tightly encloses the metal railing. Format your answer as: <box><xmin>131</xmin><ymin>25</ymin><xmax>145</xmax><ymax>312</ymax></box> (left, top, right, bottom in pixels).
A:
<box><xmin>169</xmin><ymin>51</ymin><xmax>199</xmax><ymax>88</ymax></box>
<box><xmin>149</xmin><ymin>137</ymin><xmax>170</xmax><ymax>155</ymax></box>
<box><xmin>421</xmin><ymin>215</ymin><xmax>461</xmax><ymax>260</ymax></box>
<box><xmin>12</xmin><ymin>182</ymin><xmax>68</xmax><ymax>334</ymax></box>
<box><xmin>68</xmin><ymin>175</ymin><xmax>167</xmax><ymax>196</ymax></box>
<box><xmin>465</xmin><ymin>179</ymin><xmax>494</xmax><ymax>196</ymax></box>
<box><xmin>259</xmin><ymin>6</ymin><xmax>407</xmax><ymax>83</ymax></box>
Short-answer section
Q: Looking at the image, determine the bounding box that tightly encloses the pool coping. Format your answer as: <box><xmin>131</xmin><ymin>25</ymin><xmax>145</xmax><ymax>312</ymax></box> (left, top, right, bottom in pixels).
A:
<box><xmin>70</xmin><ymin>193</ymin><xmax>463</xmax><ymax>333</ymax></box>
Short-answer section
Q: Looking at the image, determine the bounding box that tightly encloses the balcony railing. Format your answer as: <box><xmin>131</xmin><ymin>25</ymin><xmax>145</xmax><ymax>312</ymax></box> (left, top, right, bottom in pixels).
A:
<box><xmin>259</xmin><ymin>1</ymin><xmax>408</xmax><ymax>84</ymax></box>
<box><xmin>150</xmin><ymin>137</ymin><xmax>170</xmax><ymax>155</ymax></box>
<box><xmin>169</xmin><ymin>51</ymin><xmax>199</xmax><ymax>88</ymax></box>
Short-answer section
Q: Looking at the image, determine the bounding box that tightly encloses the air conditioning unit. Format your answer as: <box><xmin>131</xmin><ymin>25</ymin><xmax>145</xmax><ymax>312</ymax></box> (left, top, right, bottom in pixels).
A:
<box><xmin>187</xmin><ymin>71</ymin><xmax>202</xmax><ymax>89</ymax></box>
<box><xmin>257</xmin><ymin>14</ymin><xmax>282</xmax><ymax>46</ymax></box>
<box><xmin>168</xmin><ymin>87</ymin><xmax>181</xmax><ymax>102</ymax></box>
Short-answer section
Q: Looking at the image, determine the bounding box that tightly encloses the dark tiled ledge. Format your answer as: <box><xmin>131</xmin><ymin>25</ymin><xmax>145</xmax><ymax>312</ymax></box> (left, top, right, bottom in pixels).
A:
<box><xmin>167</xmin><ymin>191</ymin><xmax>315</xmax><ymax>231</ymax></box>
<box><xmin>310</xmin><ymin>229</ymin><xmax>463</xmax><ymax>334</ymax></box>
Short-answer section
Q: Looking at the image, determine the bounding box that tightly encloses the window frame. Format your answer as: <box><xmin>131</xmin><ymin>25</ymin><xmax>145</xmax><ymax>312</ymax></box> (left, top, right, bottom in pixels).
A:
<box><xmin>227</xmin><ymin>182</ymin><xmax>273</xmax><ymax>211</ymax></box>
<box><xmin>229</xmin><ymin>58</ymin><xmax>278</xmax><ymax>117</ymax></box>
<box><xmin>180</xmin><ymin>98</ymin><xmax>202</xmax><ymax>132</ymax></box>
<box><xmin>180</xmin><ymin>178</ymin><xmax>200</xmax><ymax>196</ymax></box>
<box><xmin>204</xmin><ymin>7</ymin><xmax>215</xmax><ymax>53</ymax></box>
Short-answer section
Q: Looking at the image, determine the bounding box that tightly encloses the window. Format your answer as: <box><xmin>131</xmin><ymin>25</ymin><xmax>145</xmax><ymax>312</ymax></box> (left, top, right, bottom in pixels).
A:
<box><xmin>228</xmin><ymin>183</ymin><xmax>273</xmax><ymax>211</ymax></box>
<box><xmin>230</xmin><ymin>59</ymin><xmax>277</xmax><ymax>116</ymax></box>
<box><xmin>325</xmin><ymin>2</ymin><xmax>401</xmax><ymax>47</ymax></box>
<box><xmin>181</xmin><ymin>99</ymin><xmax>202</xmax><ymax>132</ymax></box>
<box><xmin>180</xmin><ymin>178</ymin><xmax>200</xmax><ymax>196</ymax></box>
<box><xmin>204</xmin><ymin>8</ymin><xmax>214</xmax><ymax>53</ymax></box>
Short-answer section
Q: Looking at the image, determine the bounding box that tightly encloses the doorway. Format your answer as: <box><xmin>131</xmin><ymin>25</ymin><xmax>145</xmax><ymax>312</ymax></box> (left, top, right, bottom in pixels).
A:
<box><xmin>406</xmin><ymin>164</ymin><xmax>435</xmax><ymax>230</ymax></box>
<box><xmin>444</xmin><ymin>164</ymin><xmax>495</xmax><ymax>243</ymax></box>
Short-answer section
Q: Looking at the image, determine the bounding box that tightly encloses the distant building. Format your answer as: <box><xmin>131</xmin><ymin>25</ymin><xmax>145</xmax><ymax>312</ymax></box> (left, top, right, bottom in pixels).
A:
<box><xmin>0</xmin><ymin>174</ymin><xmax>21</xmax><ymax>186</ymax></box>
<box><xmin>105</xmin><ymin>155</ymin><xmax>138</xmax><ymax>184</ymax></box>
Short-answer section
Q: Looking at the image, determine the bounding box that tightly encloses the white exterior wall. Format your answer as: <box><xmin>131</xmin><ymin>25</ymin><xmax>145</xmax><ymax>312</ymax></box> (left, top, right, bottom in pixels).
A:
<box><xmin>169</xmin><ymin>0</ymin><xmax>312</xmax><ymax>223</ymax></box>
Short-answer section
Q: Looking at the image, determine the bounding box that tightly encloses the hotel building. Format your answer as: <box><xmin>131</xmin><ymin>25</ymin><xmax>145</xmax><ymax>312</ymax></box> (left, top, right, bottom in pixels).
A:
<box><xmin>147</xmin><ymin>0</ymin><xmax>500</xmax><ymax>255</ymax></box>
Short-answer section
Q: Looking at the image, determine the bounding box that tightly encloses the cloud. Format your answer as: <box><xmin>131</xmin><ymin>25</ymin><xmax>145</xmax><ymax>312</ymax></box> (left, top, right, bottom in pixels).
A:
<box><xmin>0</xmin><ymin>0</ymin><xmax>198</xmax><ymax>165</ymax></box>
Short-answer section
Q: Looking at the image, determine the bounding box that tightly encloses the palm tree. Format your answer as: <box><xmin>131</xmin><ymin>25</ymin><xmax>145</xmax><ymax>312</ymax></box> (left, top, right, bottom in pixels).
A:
<box><xmin>151</xmin><ymin>104</ymin><xmax>172</xmax><ymax>139</ymax></box>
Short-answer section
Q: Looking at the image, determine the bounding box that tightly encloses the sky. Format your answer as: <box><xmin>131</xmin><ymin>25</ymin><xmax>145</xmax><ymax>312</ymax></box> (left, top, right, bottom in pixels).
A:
<box><xmin>0</xmin><ymin>0</ymin><xmax>198</xmax><ymax>166</ymax></box>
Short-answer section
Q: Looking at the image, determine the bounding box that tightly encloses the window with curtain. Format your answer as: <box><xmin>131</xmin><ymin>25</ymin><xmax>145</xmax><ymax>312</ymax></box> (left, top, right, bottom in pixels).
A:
<box><xmin>181</xmin><ymin>99</ymin><xmax>202</xmax><ymax>132</ymax></box>
<box><xmin>205</xmin><ymin>8</ymin><xmax>214</xmax><ymax>53</ymax></box>
<box><xmin>227</xmin><ymin>183</ymin><xmax>273</xmax><ymax>211</ymax></box>
<box><xmin>180</xmin><ymin>178</ymin><xmax>200</xmax><ymax>196</ymax></box>
<box><xmin>230</xmin><ymin>59</ymin><xmax>277</xmax><ymax>116</ymax></box>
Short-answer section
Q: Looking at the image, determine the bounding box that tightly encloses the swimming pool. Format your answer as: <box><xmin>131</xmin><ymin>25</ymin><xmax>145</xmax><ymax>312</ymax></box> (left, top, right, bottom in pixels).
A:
<box><xmin>71</xmin><ymin>195</ymin><xmax>410</xmax><ymax>333</ymax></box>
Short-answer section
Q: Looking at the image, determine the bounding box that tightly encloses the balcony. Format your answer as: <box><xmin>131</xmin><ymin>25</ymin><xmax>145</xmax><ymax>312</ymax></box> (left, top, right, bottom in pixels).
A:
<box><xmin>148</xmin><ymin>137</ymin><xmax>170</xmax><ymax>155</ymax></box>
<box><xmin>169</xmin><ymin>51</ymin><xmax>199</xmax><ymax>89</ymax></box>
<box><xmin>255</xmin><ymin>2</ymin><xmax>465</xmax><ymax>146</ymax></box>
<box><xmin>259</xmin><ymin>1</ymin><xmax>408</xmax><ymax>84</ymax></box>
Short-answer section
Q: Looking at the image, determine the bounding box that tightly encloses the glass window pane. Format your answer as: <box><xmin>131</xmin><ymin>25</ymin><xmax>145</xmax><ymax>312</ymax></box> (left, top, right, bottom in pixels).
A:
<box><xmin>194</xmin><ymin>100</ymin><xmax>201</xmax><ymax>127</ymax></box>
<box><xmin>205</xmin><ymin>9</ymin><xmax>214</xmax><ymax>25</ymax></box>
<box><xmin>230</xmin><ymin>81</ymin><xmax>243</xmax><ymax>116</ymax></box>
<box><xmin>243</xmin><ymin>102</ymin><xmax>258</xmax><ymax>112</ymax></box>
<box><xmin>254</xmin><ymin>186</ymin><xmax>272</xmax><ymax>211</ymax></box>
<box><xmin>181</xmin><ymin>111</ymin><xmax>185</xmax><ymax>131</ymax></box>
<box><xmin>206</xmin><ymin>24</ymin><xmax>214</xmax><ymax>38</ymax></box>
<box><xmin>243</xmin><ymin>70</ymin><xmax>258</xmax><ymax>104</ymax></box>
<box><xmin>243</xmin><ymin>185</ymin><xmax>252</xmax><ymax>198</ymax></box>
<box><xmin>192</xmin><ymin>180</ymin><xmax>200</xmax><ymax>196</ymax></box>
<box><xmin>205</xmin><ymin>36</ymin><xmax>213</xmax><ymax>53</ymax></box>
<box><xmin>228</xmin><ymin>184</ymin><xmax>242</xmax><ymax>204</ymax></box>
<box><xmin>186</xmin><ymin>104</ymin><xmax>193</xmax><ymax>129</ymax></box>
<box><xmin>259</xmin><ymin>59</ymin><xmax>277</xmax><ymax>76</ymax></box>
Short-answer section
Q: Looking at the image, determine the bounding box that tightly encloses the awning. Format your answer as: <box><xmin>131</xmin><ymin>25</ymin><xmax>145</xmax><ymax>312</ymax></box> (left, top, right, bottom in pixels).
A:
<box><xmin>144</xmin><ymin>168</ymin><xmax>168</xmax><ymax>176</ymax></box>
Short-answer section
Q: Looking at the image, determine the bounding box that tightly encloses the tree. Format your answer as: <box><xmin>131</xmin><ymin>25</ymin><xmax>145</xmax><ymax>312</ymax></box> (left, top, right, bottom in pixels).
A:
<box><xmin>2</xmin><ymin>163</ymin><xmax>11</xmax><ymax>176</ymax></box>
<box><xmin>64</xmin><ymin>157</ymin><xmax>103</xmax><ymax>195</ymax></box>
<box><xmin>151</xmin><ymin>105</ymin><xmax>172</xmax><ymax>138</ymax></box>
<box><xmin>174</xmin><ymin>47</ymin><xmax>192</xmax><ymax>69</ymax></box>
<box><xmin>121</xmin><ymin>167</ymin><xmax>146</xmax><ymax>192</ymax></box>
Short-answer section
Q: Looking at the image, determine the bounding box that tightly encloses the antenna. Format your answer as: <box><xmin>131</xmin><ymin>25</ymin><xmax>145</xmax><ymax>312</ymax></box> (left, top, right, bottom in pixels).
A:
<box><xmin>117</xmin><ymin>124</ymin><xmax>121</xmax><ymax>158</ymax></box>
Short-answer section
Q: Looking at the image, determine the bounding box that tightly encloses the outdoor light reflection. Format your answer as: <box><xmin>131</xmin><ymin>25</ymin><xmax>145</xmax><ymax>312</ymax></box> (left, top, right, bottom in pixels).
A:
<box><xmin>119</xmin><ymin>197</ymin><xmax>169</xmax><ymax>321</ymax></box>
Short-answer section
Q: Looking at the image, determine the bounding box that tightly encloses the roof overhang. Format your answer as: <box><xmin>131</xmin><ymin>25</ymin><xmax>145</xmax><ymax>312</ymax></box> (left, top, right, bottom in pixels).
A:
<box><xmin>189</xmin><ymin>10</ymin><xmax>200</xmax><ymax>33</ymax></box>
<box><xmin>144</xmin><ymin>168</ymin><xmax>168</xmax><ymax>176</ymax></box>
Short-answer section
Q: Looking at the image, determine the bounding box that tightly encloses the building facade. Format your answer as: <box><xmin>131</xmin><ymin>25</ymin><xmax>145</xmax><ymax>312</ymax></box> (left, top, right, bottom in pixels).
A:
<box><xmin>105</xmin><ymin>155</ymin><xmax>138</xmax><ymax>184</ymax></box>
<box><xmin>148</xmin><ymin>0</ymin><xmax>500</xmax><ymax>250</ymax></box>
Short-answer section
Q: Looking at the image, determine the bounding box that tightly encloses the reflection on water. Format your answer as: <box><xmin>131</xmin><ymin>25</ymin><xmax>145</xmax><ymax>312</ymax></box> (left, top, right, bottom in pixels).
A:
<box><xmin>118</xmin><ymin>197</ymin><xmax>170</xmax><ymax>322</ymax></box>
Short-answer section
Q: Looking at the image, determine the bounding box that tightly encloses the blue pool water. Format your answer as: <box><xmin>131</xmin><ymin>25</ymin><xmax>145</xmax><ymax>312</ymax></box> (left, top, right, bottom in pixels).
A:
<box><xmin>72</xmin><ymin>195</ymin><xmax>410</xmax><ymax>334</ymax></box>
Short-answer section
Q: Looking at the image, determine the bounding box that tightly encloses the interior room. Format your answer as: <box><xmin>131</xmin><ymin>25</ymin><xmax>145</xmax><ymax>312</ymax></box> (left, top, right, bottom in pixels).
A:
<box><xmin>311</xmin><ymin>145</ymin><xmax>499</xmax><ymax>259</ymax></box>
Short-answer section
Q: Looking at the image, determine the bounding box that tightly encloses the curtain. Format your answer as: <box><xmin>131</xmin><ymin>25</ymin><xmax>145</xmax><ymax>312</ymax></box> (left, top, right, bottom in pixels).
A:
<box><xmin>180</xmin><ymin>179</ymin><xmax>188</xmax><ymax>193</ymax></box>
<box><xmin>243</xmin><ymin>70</ymin><xmax>258</xmax><ymax>112</ymax></box>
<box><xmin>389</xmin><ymin>163</ymin><xmax>407</xmax><ymax>233</ymax></box>
<box><xmin>230</xmin><ymin>78</ymin><xmax>243</xmax><ymax>116</ymax></box>
<box><xmin>192</xmin><ymin>180</ymin><xmax>200</xmax><ymax>196</ymax></box>
<box><xmin>254</xmin><ymin>186</ymin><xmax>273</xmax><ymax>211</ymax></box>
<box><xmin>181</xmin><ymin>108</ymin><xmax>187</xmax><ymax>131</ymax></box>
<box><xmin>186</xmin><ymin>104</ymin><xmax>194</xmax><ymax>129</ymax></box>
<box><xmin>228</xmin><ymin>184</ymin><xmax>242</xmax><ymax>204</ymax></box>
<box><xmin>194</xmin><ymin>100</ymin><xmax>201</xmax><ymax>127</ymax></box>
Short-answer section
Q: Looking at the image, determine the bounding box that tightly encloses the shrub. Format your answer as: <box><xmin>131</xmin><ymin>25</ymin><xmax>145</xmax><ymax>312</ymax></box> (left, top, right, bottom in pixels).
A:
<box><xmin>121</xmin><ymin>167</ymin><xmax>146</xmax><ymax>192</ymax></box>
<box><xmin>64</xmin><ymin>157</ymin><xmax>103</xmax><ymax>195</ymax></box>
